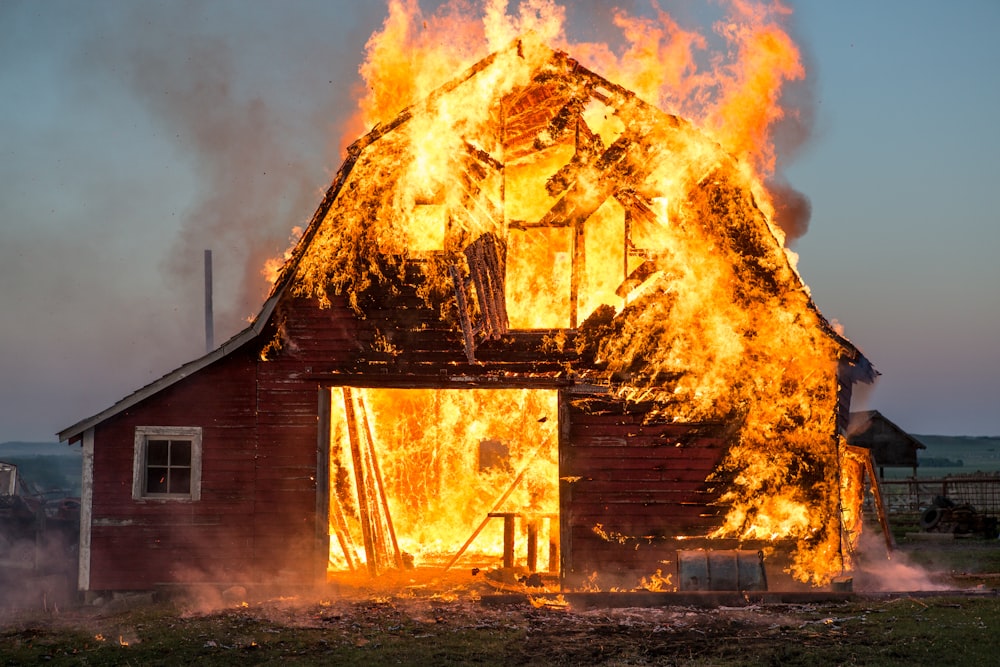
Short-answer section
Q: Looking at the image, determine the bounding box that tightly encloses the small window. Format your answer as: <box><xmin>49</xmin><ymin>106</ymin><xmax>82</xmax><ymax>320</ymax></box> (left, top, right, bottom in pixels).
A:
<box><xmin>133</xmin><ymin>426</ymin><xmax>202</xmax><ymax>501</ymax></box>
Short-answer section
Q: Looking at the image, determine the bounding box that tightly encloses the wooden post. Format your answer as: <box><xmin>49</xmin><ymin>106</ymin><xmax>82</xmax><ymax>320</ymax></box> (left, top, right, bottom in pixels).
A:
<box><xmin>547</xmin><ymin>514</ymin><xmax>559</xmax><ymax>573</ymax></box>
<box><xmin>503</xmin><ymin>514</ymin><xmax>515</xmax><ymax>569</ymax></box>
<box><xmin>863</xmin><ymin>450</ymin><xmax>896</xmax><ymax>551</ymax></box>
<box><xmin>526</xmin><ymin>517</ymin><xmax>538</xmax><ymax>572</ymax></box>
<box><xmin>316</xmin><ymin>388</ymin><xmax>334</xmax><ymax>576</ymax></box>
<box><xmin>343</xmin><ymin>388</ymin><xmax>378</xmax><ymax>576</ymax></box>
<box><xmin>570</xmin><ymin>220</ymin><xmax>584</xmax><ymax>328</ymax></box>
<box><xmin>358</xmin><ymin>394</ymin><xmax>404</xmax><ymax>569</ymax></box>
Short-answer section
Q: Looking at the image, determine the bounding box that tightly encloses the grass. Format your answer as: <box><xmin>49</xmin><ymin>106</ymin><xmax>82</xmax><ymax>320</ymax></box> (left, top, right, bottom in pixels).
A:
<box><xmin>2</xmin><ymin>594</ymin><xmax>999</xmax><ymax>666</ymax></box>
<box><xmin>2</xmin><ymin>541</ymin><xmax>998</xmax><ymax>665</ymax></box>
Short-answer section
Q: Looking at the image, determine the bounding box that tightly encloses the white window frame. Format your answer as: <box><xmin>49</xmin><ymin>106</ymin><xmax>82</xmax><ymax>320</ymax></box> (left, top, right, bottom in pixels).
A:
<box><xmin>132</xmin><ymin>426</ymin><xmax>202</xmax><ymax>501</ymax></box>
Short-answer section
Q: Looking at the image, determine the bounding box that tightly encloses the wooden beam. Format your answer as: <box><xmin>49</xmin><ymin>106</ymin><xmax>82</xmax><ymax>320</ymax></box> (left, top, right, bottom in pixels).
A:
<box><xmin>449</xmin><ymin>265</ymin><xmax>477</xmax><ymax>363</ymax></box>
<box><xmin>570</xmin><ymin>217</ymin><xmax>585</xmax><ymax>328</ymax></box>
<box><xmin>358</xmin><ymin>394</ymin><xmax>404</xmax><ymax>570</ymax></box>
<box><xmin>315</xmin><ymin>388</ymin><xmax>334</xmax><ymax>575</ymax></box>
<box><xmin>342</xmin><ymin>387</ymin><xmax>378</xmax><ymax>576</ymax></box>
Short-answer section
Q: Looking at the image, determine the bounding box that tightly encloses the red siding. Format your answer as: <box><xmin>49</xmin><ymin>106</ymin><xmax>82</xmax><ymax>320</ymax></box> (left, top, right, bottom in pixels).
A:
<box><xmin>85</xmin><ymin>287</ymin><xmax>780</xmax><ymax>593</ymax></box>
<box><xmin>560</xmin><ymin>397</ymin><xmax>732</xmax><ymax>587</ymax></box>
<box><xmin>89</xmin><ymin>347</ymin><xmax>258</xmax><ymax>591</ymax></box>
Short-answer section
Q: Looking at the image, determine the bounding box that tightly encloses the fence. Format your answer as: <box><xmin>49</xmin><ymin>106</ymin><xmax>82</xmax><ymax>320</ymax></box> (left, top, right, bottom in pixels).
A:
<box><xmin>878</xmin><ymin>475</ymin><xmax>1000</xmax><ymax>516</ymax></box>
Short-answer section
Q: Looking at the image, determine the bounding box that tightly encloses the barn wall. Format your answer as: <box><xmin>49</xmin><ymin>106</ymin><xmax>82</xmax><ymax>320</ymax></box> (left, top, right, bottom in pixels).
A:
<box><xmin>560</xmin><ymin>396</ymin><xmax>731</xmax><ymax>588</ymax></box>
<box><xmin>252</xmin><ymin>294</ymin><xmax>364</xmax><ymax>582</ymax></box>
<box><xmin>88</xmin><ymin>347</ymin><xmax>258</xmax><ymax>591</ymax></box>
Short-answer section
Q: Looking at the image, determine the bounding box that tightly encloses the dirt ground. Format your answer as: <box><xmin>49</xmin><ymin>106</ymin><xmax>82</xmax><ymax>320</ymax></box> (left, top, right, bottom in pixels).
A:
<box><xmin>2</xmin><ymin>540</ymin><xmax>1000</xmax><ymax>665</ymax></box>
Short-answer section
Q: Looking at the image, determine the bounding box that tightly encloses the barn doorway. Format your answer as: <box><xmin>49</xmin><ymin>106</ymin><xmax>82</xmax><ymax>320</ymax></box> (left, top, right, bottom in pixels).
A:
<box><xmin>322</xmin><ymin>387</ymin><xmax>560</xmax><ymax>578</ymax></box>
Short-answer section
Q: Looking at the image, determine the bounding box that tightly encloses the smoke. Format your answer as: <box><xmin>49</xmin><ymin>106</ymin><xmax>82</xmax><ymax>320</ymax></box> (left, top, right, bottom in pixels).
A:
<box><xmin>74</xmin><ymin>3</ymin><xmax>382</xmax><ymax>351</ymax></box>
<box><xmin>851</xmin><ymin>527</ymin><xmax>949</xmax><ymax>592</ymax></box>
<box><xmin>0</xmin><ymin>531</ymin><xmax>79</xmax><ymax>617</ymax></box>
<box><xmin>766</xmin><ymin>178</ymin><xmax>812</xmax><ymax>242</ymax></box>
<box><xmin>114</xmin><ymin>34</ymin><xmax>319</xmax><ymax>338</ymax></box>
<box><xmin>766</xmin><ymin>14</ymin><xmax>817</xmax><ymax>244</ymax></box>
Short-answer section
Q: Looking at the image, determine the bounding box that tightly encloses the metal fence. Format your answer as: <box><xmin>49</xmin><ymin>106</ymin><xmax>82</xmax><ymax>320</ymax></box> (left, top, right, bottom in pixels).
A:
<box><xmin>878</xmin><ymin>475</ymin><xmax>1000</xmax><ymax>516</ymax></box>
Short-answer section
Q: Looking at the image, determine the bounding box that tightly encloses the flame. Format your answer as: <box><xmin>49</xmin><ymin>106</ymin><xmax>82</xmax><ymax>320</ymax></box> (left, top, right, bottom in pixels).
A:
<box><xmin>278</xmin><ymin>1</ymin><xmax>865</xmax><ymax>586</ymax></box>
<box><xmin>327</xmin><ymin>388</ymin><xmax>558</xmax><ymax>570</ymax></box>
<box><xmin>347</xmin><ymin>1</ymin><xmax>804</xmax><ymax>239</ymax></box>
<box><xmin>263</xmin><ymin>226</ymin><xmax>303</xmax><ymax>285</ymax></box>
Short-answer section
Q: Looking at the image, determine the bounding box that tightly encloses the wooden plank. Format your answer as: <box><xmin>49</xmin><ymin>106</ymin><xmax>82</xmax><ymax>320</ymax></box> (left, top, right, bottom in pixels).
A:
<box><xmin>343</xmin><ymin>387</ymin><xmax>378</xmax><ymax>576</ymax></box>
<box><xmin>358</xmin><ymin>393</ymin><xmax>403</xmax><ymax>570</ymax></box>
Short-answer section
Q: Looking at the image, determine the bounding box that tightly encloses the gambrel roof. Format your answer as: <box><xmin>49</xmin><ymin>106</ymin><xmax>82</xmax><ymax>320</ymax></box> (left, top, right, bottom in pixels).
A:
<box><xmin>59</xmin><ymin>37</ymin><xmax>874</xmax><ymax>442</ymax></box>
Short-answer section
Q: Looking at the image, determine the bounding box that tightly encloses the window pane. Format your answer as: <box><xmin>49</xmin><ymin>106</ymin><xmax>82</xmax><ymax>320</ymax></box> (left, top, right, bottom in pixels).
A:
<box><xmin>147</xmin><ymin>466</ymin><xmax>169</xmax><ymax>493</ymax></box>
<box><xmin>147</xmin><ymin>440</ymin><xmax>169</xmax><ymax>466</ymax></box>
<box><xmin>170</xmin><ymin>440</ymin><xmax>192</xmax><ymax>466</ymax></box>
<box><xmin>170</xmin><ymin>468</ymin><xmax>191</xmax><ymax>494</ymax></box>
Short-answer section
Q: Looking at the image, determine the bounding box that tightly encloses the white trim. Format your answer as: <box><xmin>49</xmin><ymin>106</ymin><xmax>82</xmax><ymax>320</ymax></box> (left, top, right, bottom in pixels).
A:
<box><xmin>132</xmin><ymin>426</ymin><xmax>203</xmax><ymax>501</ymax></box>
<box><xmin>78</xmin><ymin>428</ymin><xmax>94</xmax><ymax>592</ymax></box>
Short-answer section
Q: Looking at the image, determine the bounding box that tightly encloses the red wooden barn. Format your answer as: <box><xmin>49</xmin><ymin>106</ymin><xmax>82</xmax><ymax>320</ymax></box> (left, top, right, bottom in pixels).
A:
<box><xmin>59</xmin><ymin>39</ymin><xmax>875</xmax><ymax>595</ymax></box>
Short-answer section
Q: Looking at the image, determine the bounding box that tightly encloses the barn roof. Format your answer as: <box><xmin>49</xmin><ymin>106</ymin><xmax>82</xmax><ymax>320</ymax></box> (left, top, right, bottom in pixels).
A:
<box><xmin>58</xmin><ymin>37</ymin><xmax>874</xmax><ymax>442</ymax></box>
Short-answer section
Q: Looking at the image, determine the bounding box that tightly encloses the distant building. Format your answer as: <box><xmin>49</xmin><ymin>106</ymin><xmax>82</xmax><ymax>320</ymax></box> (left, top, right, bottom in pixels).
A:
<box><xmin>847</xmin><ymin>410</ymin><xmax>925</xmax><ymax>478</ymax></box>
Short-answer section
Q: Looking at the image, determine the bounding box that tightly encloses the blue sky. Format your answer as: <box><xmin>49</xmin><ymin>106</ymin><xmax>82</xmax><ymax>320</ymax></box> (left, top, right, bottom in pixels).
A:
<box><xmin>1</xmin><ymin>1</ymin><xmax>997</xmax><ymax>441</ymax></box>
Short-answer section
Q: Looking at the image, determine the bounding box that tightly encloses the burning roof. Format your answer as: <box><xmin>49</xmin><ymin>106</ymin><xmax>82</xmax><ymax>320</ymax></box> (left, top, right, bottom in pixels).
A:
<box><xmin>261</xmin><ymin>36</ymin><xmax>874</xmax><ymax>584</ymax></box>
<box><xmin>59</xmin><ymin>31</ymin><xmax>877</xmax><ymax>589</ymax></box>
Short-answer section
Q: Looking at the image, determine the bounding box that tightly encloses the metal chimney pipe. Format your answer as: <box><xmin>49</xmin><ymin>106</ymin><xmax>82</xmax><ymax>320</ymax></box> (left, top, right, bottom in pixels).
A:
<box><xmin>204</xmin><ymin>249</ymin><xmax>214</xmax><ymax>353</ymax></box>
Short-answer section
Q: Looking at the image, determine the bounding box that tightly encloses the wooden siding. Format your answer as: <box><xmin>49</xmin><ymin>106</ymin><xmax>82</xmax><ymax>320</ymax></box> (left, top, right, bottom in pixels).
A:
<box><xmin>88</xmin><ymin>347</ymin><xmax>258</xmax><ymax>591</ymax></box>
<box><xmin>251</xmin><ymin>294</ymin><xmax>361</xmax><ymax>584</ymax></box>
<box><xmin>560</xmin><ymin>396</ymin><xmax>732</xmax><ymax>588</ymax></box>
<box><xmin>83</xmin><ymin>283</ymin><xmax>830</xmax><ymax>592</ymax></box>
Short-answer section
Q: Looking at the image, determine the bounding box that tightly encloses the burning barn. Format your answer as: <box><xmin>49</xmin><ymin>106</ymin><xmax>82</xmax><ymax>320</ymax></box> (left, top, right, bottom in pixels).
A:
<box><xmin>58</xmin><ymin>37</ymin><xmax>877</xmax><ymax>596</ymax></box>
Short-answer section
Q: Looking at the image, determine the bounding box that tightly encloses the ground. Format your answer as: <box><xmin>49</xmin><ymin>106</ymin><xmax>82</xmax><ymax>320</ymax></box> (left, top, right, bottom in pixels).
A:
<box><xmin>2</xmin><ymin>540</ymin><xmax>999</xmax><ymax>665</ymax></box>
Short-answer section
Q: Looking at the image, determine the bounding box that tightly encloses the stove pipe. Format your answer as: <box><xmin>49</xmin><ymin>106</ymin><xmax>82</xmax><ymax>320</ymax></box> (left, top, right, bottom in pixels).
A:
<box><xmin>204</xmin><ymin>249</ymin><xmax>214</xmax><ymax>353</ymax></box>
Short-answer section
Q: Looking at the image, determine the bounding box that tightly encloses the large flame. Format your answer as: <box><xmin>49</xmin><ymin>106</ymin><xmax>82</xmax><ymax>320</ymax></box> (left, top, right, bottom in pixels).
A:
<box><xmin>277</xmin><ymin>1</ymin><xmax>866</xmax><ymax>586</ymax></box>
<box><xmin>328</xmin><ymin>388</ymin><xmax>558</xmax><ymax>570</ymax></box>
<box><xmin>347</xmin><ymin>0</ymin><xmax>805</xmax><ymax>236</ymax></box>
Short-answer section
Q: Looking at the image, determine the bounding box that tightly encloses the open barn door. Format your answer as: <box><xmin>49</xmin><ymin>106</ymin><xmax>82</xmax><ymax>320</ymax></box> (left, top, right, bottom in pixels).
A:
<box><xmin>322</xmin><ymin>387</ymin><xmax>560</xmax><ymax>579</ymax></box>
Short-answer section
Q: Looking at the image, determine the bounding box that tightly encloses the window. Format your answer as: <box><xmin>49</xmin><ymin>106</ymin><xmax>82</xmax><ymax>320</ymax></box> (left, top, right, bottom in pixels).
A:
<box><xmin>133</xmin><ymin>426</ymin><xmax>202</xmax><ymax>501</ymax></box>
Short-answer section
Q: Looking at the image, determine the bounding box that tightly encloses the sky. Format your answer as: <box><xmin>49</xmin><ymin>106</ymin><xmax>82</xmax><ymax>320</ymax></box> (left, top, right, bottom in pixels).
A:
<box><xmin>1</xmin><ymin>0</ymin><xmax>997</xmax><ymax>442</ymax></box>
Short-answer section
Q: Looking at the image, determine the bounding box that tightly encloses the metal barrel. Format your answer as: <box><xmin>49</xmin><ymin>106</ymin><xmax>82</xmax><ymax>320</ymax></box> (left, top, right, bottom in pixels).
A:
<box><xmin>676</xmin><ymin>549</ymin><xmax>767</xmax><ymax>591</ymax></box>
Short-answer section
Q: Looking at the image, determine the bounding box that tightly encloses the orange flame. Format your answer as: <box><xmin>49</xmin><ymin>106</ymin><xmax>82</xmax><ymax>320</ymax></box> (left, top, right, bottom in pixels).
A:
<box><xmin>262</xmin><ymin>225</ymin><xmax>303</xmax><ymax>285</ymax></box>
<box><xmin>286</xmin><ymin>1</ymin><xmax>863</xmax><ymax>587</ymax></box>
<box><xmin>353</xmin><ymin>1</ymin><xmax>803</xmax><ymax>190</ymax></box>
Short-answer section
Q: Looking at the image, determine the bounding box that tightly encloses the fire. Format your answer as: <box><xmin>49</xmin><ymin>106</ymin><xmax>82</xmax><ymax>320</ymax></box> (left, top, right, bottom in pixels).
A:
<box><xmin>263</xmin><ymin>226</ymin><xmax>303</xmax><ymax>285</ymax></box>
<box><xmin>327</xmin><ymin>388</ymin><xmax>558</xmax><ymax>571</ymax></box>
<box><xmin>269</xmin><ymin>1</ymin><xmax>871</xmax><ymax>587</ymax></box>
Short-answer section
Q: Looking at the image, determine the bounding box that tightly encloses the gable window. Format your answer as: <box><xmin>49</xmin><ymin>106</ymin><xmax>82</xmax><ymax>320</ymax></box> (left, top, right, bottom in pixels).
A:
<box><xmin>133</xmin><ymin>426</ymin><xmax>202</xmax><ymax>501</ymax></box>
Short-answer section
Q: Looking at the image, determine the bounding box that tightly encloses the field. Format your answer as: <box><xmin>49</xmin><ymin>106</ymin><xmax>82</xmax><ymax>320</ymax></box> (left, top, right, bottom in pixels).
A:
<box><xmin>884</xmin><ymin>435</ymin><xmax>1000</xmax><ymax>479</ymax></box>
<box><xmin>2</xmin><ymin>539</ymin><xmax>999</xmax><ymax>666</ymax></box>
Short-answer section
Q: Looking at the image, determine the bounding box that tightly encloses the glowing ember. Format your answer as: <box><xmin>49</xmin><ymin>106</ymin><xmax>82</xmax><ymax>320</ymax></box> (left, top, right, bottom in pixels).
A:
<box><xmin>264</xmin><ymin>1</ymin><xmax>875</xmax><ymax>587</ymax></box>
